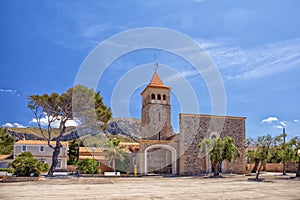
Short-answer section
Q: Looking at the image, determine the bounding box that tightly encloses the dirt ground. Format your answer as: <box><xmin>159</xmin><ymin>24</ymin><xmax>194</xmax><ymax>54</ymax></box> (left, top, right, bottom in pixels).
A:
<box><xmin>0</xmin><ymin>173</ymin><xmax>299</xmax><ymax>200</ymax></box>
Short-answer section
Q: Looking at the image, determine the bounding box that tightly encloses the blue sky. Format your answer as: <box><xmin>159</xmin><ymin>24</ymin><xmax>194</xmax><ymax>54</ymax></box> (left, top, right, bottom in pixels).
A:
<box><xmin>1</xmin><ymin>0</ymin><xmax>300</xmax><ymax>139</ymax></box>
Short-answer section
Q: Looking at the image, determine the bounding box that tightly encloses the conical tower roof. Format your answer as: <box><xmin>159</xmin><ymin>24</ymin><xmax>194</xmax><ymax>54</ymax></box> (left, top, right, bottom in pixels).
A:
<box><xmin>141</xmin><ymin>71</ymin><xmax>170</xmax><ymax>95</ymax></box>
<box><xmin>149</xmin><ymin>72</ymin><xmax>166</xmax><ymax>87</ymax></box>
<box><xmin>148</xmin><ymin>71</ymin><xmax>170</xmax><ymax>89</ymax></box>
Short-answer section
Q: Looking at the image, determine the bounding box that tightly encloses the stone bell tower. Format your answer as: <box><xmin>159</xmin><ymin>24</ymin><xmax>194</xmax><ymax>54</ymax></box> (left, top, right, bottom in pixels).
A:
<box><xmin>140</xmin><ymin>70</ymin><xmax>173</xmax><ymax>140</ymax></box>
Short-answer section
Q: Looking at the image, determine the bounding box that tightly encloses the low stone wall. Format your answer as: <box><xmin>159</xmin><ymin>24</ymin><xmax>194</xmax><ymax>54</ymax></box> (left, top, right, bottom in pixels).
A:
<box><xmin>1</xmin><ymin>176</ymin><xmax>39</xmax><ymax>182</ymax></box>
<box><xmin>247</xmin><ymin>162</ymin><xmax>298</xmax><ymax>173</ymax></box>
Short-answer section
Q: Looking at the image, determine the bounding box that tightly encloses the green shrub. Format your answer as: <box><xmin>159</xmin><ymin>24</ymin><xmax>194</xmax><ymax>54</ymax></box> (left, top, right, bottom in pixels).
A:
<box><xmin>0</xmin><ymin>168</ymin><xmax>14</xmax><ymax>173</ymax></box>
<box><xmin>96</xmin><ymin>168</ymin><xmax>102</xmax><ymax>174</ymax></box>
<box><xmin>9</xmin><ymin>152</ymin><xmax>48</xmax><ymax>177</ymax></box>
<box><xmin>77</xmin><ymin>159</ymin><xmax>98</xmax><ymax>174</ymax></box>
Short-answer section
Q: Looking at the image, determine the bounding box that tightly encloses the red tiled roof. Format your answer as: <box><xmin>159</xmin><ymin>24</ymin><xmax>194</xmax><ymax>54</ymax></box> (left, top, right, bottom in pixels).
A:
<box><xmin>148</xmin><ymin>72</ymin><xmax>170</xmax><ymax>89</ymax></box>
<box><xmin>15</xmin><ymin>140</ymin><xmax>68</xmax><ymax>147</ymax></box>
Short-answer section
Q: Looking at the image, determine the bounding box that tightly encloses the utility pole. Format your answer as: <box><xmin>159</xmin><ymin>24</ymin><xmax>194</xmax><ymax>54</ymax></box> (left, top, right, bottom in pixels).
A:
<box><xmin>92</xmin><ymin>147</ymin><xmax>95</xmax><ymax>177</ymax></box>
<box><xmin>282</xmin><ymin>128</ymin><xmax>287</xmax><ymax>175</ymax></box>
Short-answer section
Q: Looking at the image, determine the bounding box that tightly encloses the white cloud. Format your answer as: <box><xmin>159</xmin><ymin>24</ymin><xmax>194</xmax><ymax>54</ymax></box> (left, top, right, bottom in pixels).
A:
<box><xmin>200</xmin><ymin>38</ymin><xmax>300</xmax><ymax>80</ymax></box>
<box><xmin>0</xmin><ymin>89</ymin><xmax>20</xmax><ymax>96</ymax></box>
<box><xmin>280</xmin><ymin>121</ymin><xmax>287</xmax><ymax>127</ymax></box>
<box><xmin>274</xmin><ymin>125</ymin><xmax>284</xmax><ymax>129</ymax></box>
<box><xmin>261</xmin><ymin>117</ymin><xmax>279</xmax><ymax>123</ymax></box>
<box><xmin>294</xmin><ymin>119</ymin><xmax>299</xmax><ymax>123</ymax></box>
<box><xmin>30</xmin><ymin>115</ymin><xmax>79</xmax><ymax>128</ymax></box>
<box><xmin>80</xmin><ymin>23</ymin><xmax>111</xmax><ymax>38</ymax></box>
<box><xmin>165</xmin><ymin>70</ymin><xmax>199</xmax><ymax>82</ymax></box>
<box><xmin>2</xmin><ymin>122</ymin><xmax>26</xmax><ymax>128</ymax></box>
<box><xmin>2</xmin><ymin>123</ymin><xmax>14</xmax><ymax>128</ymax></box>
<box><xmin>261</xmin><ymin>116</ymin><xmax>288</xmax><ymax>130</ymax></box>
<box><xmin>13</xmin><ymin>123</ymin><xmax>26</xmax><ymax>128</ymax></box>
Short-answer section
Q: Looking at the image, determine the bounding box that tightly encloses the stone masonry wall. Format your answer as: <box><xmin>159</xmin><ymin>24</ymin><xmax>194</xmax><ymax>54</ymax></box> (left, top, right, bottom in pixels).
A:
<box><xmin>179</xmin><ymin>114</ymin><xmax>246</xmax><ymax>175</ymax></box>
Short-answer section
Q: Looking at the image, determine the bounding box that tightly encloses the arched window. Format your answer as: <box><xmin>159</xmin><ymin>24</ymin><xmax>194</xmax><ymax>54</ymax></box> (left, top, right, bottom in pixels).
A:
<box><xmin>157</xmin><ymin>94</ymin><xmax>161</xmax><ymax>100</ymax></box>
<box><xmin>151</xmin><ymin>93</ymin><xmax>155</xmax><ymax>100</ymax></box>
<box><xmin>163</xmin><ymin>94</ymin><xmax>166</xmax><ymax>100</ymax></box>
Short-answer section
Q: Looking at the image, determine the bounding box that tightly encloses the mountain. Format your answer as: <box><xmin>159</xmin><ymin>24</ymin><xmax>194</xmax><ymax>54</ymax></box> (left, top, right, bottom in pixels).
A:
<box><xmin>6</xmin><ymin>118</ymin><xmax>141</xmax><ymax>142</ymax></box>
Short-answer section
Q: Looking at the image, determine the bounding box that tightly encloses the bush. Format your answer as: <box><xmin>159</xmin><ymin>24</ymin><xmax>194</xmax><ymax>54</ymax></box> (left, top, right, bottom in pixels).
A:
<box><xmin>96</xmin><ymin>168</ymin><xmax>102</xmax><ymax>174</ymax></box>
<box><xmin>9</xmin><ymin>152</ymin><xmax>49</xmax><ymax>177</ymax></box>
<box><xmin>77</xmin><ymin>159</ymin><xmax>98</xmax><ymax>174</ymax></box>
<box><xmin>0</xmin><ymin>168</ymin><xmax>14</xmax><ymax>173</ymax></box>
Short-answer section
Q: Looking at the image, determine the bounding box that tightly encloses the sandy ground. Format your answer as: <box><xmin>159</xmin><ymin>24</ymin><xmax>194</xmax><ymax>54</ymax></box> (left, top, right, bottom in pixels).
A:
<box><xmin>0</xmin><ymin>173</ymin><xmax>299</xmax><ymax>200</ymax></box>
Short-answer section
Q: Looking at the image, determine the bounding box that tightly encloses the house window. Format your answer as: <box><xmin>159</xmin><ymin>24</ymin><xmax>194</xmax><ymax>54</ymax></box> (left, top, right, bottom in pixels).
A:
<box><xmin>40</xmin><ymin>146</ymin><xmax>45</xmax><ymax>152</ymax></box>
<box><xmin>157</xmin><ymin>94</ymin><xmax>161</xmax><ymax>100</ymax></box>
<box><xmin>163</xmin><ymin>94</ymin><xmax>166</xmax><ymax>100</ymax></box>
<box><xmin>39</xmin><ymin>158</ymin><xmax>46</xmax><ymax>163</ymax></box>
<box><xmin>22</xmin><ymin>145</ymin><xmax>27</xmax><ymax>151</ymax></box>
<box><xmin>56</xmin><ymin>160</ymin><xmax>62</xmax><ymax>169</ymax></box>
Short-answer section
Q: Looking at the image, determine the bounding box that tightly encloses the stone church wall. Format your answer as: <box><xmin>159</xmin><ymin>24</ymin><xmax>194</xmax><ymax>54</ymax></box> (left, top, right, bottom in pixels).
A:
<box><xmin>179</xmin><ymin>114</ymin><xmax>246</xmax><ymax>175</ymax></box>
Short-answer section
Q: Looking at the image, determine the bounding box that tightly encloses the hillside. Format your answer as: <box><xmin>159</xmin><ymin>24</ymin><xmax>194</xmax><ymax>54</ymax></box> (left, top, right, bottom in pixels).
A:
<box><xmin>6</xmin><ymin>118</ymin><xmax>140</xmax><ymax>143</ymax></box>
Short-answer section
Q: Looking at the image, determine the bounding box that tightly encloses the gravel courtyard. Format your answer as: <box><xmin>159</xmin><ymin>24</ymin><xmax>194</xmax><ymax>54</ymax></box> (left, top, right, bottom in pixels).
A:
<box><xmin>1</xmin><ymin>173</ymin><xmax>299</xmax><ymax>200</ymax></box>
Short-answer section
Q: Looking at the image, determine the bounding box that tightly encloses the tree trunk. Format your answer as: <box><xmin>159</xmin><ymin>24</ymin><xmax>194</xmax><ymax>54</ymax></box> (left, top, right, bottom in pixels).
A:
<box><xmin>251</xmin><ymin>158</ymin><xmax>259</xmax><ymax>173</ymax></box>
<box><xmin>48</xmin><ymin>142</ymin><xmax>62</xmax><ymax>176</ymax></box>
<box><xmin>214</xmin><ymin>161</ymin><xmax>220</xmax><ymax>176</ymax></box>
<box><xmin>296</xmin><ymin>161</ymin><xmax>300</xmax><ymax>177</ymax></box>
<box><xmin>113</xmin><ymin>158</ymin><xmax>116</xmax><ymax>172</ymax></box>
<box><xmin>255</xmin><ymin>162</ymin><xmax>263</xmax><ymax>180</ymax></box>
<box><xmin>282</xmin><ymin>161</ymin><xmax>286</xmax><ymax>175</ymax></box>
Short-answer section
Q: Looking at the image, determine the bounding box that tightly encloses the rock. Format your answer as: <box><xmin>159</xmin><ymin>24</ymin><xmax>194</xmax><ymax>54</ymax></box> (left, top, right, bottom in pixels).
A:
<box><xmin>7</xmin><ymin>130</ymin><xmax>44</xmax><ymax>141</ymax></box>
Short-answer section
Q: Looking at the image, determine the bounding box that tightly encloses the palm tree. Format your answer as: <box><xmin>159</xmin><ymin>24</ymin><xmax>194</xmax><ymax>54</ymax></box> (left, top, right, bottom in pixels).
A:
<box><xmin>103</xmin><ymin>138</ymin><xmax>125</xmax><ymax>172</ymax></box>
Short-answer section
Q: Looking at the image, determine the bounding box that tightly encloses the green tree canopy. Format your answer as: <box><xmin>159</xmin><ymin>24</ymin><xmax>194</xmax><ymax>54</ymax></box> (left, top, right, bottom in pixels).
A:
<box><xmin>28</xmin><ymin>85</ymin><xmax>112</xmax><ymax>176</ymax></box>
<box><xmin>274</xmin><ymin>131</ymin><xmax>295</xmax><ymax>175</ymax></box>
<box><xmin>67</xmin><ymin>138</ymin><xmax>82</xmax><ymax>165</ymax></box>
<box><xmin>290</xmin><ymin>137</ymin><xmax>300</xmax><ymax>177</ymax></box>
<box><xmin>199</xmin><ymin>136</ymin><xmax>240</xmax><ymax>176</ymax></box>
<box><xmin>0</xmin><ymin>127</ymin><xmax>14</xmax><ymax>155</ymax></box>
<box><xmin>250</xmin><ymin>135</ymin><xmax>273</xmax><ymax>180</ymax></box>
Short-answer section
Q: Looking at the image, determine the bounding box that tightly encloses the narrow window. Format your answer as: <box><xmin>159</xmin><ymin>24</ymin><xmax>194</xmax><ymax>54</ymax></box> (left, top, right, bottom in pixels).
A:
<box><xmin>159</xmin><ymin>112</ymin><xmax>161</xmax><ymax>122</ymax></box>
<box><xmin>151</xmin><ymin>93</ymin><xmax>155</xmax><ymax>100</ymax></box>
<box><xmin>163</xmin><ymin>94</ymin><xmax>166</xmax><ymax>100</ymax></box>
<box><xmin>22</xmin><ymin>145</ymin><xmax>27</xmax><ymax>151</ymax></box>
<box><xmin>40</xmin><ymin>146</ymin><xmax>45</xmax><ymax>152</ymax></box>
<box><xmin>157</xmin><ymin>94</ymin><xmax>161</xmax><ymax>100</ymax></box>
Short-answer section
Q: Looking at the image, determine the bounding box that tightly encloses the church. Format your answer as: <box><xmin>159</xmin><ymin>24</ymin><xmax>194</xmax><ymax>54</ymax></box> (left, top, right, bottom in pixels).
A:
<box><xmin>136</xmin><ymin>70</ymin><xmax>246</xmax><ymax>175</ymax></box>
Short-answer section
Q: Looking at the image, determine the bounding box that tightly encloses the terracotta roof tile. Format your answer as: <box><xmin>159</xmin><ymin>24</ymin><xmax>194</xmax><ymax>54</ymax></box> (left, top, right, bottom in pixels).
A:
<box><xmin>15</xmin><ymin>140</ymin><xmax>68</xmax><ymax>146</ymax></box>
<box><xmin>0</xmin><ymin>155</ymin><xmax>12</xmax><ymax>160</ymax></box>
<box><xmin>148</xmin><ymin>72</ymin><xmax>170</xmax><ymax>89</ymax></box>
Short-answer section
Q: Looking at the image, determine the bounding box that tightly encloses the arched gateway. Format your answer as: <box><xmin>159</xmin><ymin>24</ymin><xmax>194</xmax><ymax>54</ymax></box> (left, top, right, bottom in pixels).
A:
<box><xmin>144</xmin><ymin>144</ymin><xmax>177</xmax><ymax>175</ymax></box>
<box><xmin>136</xmin><ymin>70</ymin><xmax>246</xmax><ymax>176</ymax></box>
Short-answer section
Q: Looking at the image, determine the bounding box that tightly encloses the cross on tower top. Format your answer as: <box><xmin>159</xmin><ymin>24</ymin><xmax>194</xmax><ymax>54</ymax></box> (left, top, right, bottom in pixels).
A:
<box><xmin>153</xmin><ymin>54</ymin><xmax>158</xmax><ymax>72</ymax></box>
<box><xmin>153</xmin><ymin>62</ymin><xmax>158</xmax><ymax>72</ymax></box>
